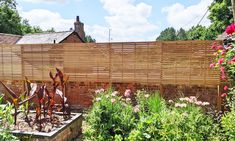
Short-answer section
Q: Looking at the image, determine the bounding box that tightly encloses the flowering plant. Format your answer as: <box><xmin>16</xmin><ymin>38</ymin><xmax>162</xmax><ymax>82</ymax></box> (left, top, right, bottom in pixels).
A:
<box><xmin>210</xmin><ymin>23</ymin><xmax>235</xmax><ymax>108</ymax></box>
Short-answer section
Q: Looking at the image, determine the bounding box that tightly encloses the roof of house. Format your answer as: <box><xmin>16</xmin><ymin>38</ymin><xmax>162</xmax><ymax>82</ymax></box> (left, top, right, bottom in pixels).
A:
<box><xmin>16</xmin><ymin>31</ymin><xmax>83</xmax><ymax>44</ymax></box>
<box><xmin>0</xmin><ymin>33</ymin><xmax>22</xmax><ymax>44</ymax></box>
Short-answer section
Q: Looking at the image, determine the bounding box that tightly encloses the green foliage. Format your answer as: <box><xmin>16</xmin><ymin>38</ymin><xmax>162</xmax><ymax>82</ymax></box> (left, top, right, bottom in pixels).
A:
<box><xmin>187</xmin><ymin>25</ymin><xmax>208</xmax><ymax>40</ymax></box>
<box><xmin>83</xmin><ymin>90</ymin><xmax>222</xmax><ymax>141</ymax></box>
<box><xmin>156</xmin><ymin>27</ymin><xmax>177</xmax><ymax>41</ymax></box>
<box><xmin>129</xmin><ymin>96</ymin><xmax>221</xmax><ymax>141</ymax></box>
<box><xmin>83</xmin><ymin>89</ymin><xmax>136</xmax><ymax>140</ymax></box>
<box><xmin>0</xmin><ymin>0</ymin><xmax>22</xmax><ymax>35</ymax></box>
<box><xmin>21</xmin><ymin>19</ymin><xmax>43</xmax><ymax>35</ymax></box>
<box><xmin>208</xmin><ymin>0</ymin><xmax>233</xmax><ymax>36</ymax></box>
<box><xmin>222</xmin><ymin>109</ymin><xmax>235</xmax><ymax>140</ymax></box>
<box><xmin>177</xmin><ymin>28</ymin><xmax>188</xmax><ymax>40</ymax></box>
<box><xmin>0</xmin><ymin>95</ymin><xmax>19</xmax><ymax>141</ymax></box>
<box><xmin>85</xmin><ymin>35</ymin><xmax>96</xmax><ymax>43</ymax></box>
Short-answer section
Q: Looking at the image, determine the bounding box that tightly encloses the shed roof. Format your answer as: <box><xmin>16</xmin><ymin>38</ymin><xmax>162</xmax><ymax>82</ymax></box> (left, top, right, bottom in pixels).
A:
<box><xmin>0</xmin><ymin>33</ymin><xmax>22</xmax><ymax>44</ymax></box>
<box><xmin>16</xmin><ymin>31</ymin><xmax>75</xmax><ymax>44</ymax></box>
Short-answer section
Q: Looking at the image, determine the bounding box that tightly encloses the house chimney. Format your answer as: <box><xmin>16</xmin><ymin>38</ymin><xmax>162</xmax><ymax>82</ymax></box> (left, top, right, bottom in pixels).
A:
<box><xmin>74</xmin><ymin>16</ymin><xmax>85</xmax><ymax>41</ymax></box>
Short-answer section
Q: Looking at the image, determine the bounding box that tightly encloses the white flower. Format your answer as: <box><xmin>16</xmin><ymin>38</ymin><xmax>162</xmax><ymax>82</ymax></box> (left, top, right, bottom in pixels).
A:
<box><xmin>111</xmin><ymin>91</ymin><xmax>118</xmax><ymax>97</ymax></box>
<box><xmin>180</xmin><ymin>103</ymin><xmax>187</xmax><ymax>108</ymax></box>
<box><xmin>175</xmin><ymin>103</ymin><xmax>181</xmax><ymax>107</ymax></box>
<box><xmin>195</xmin><ymin>101</ymin><xmax>203</xmax><ymax>106</ymax></box>
<box><xmin>179</xmin><ymin>98</ymin><xmax>185</xmax><ymax>101</ymax></box>
<box><xmin>126</xmin><ymin>98</ymin><xmax>131</xmax><ymax>103</ymax></box>
<box><xmin>189</xmin><ymin>96</ymin><xmax>197</xmax><ymax>102</ymax></box>
<box><xmin>96</xmin><ymin>97</ymin><xmax>102</xmax><ymax>102</ymax></box>
<box><xmin>175</xmin><ymin>103</ymin><xmax>187</xmax><ymax>108</ymax></box>
<box><xmin>144</xmin><ymin>94</ymin><xmax>150</xmax><ymax>98</ymax></box>
<box><xmin>168</xmin><ymin>100</ymin><xmax>174</xmax><ymax>103</ymax></box>
<box><xmin>202</xmin><ymin>102</ymin><xmax>210</xmax><ymax>106</ymax></box>
<box><xmin>95</xmin><ymin>88</ymin><xmax>105</xmax><ymax>94</ymax></box>
<box><xmin>182</xmin><ymin>112</ymin><xmax>188</xmax><ymax>117</ymax></box>
<box><xmin>133</xmin><ymin>105</ymin><xmax>140</xmax><ymax>113</ymax></box>
<box><xmin>111</xmin><ymin>98</ymin><xmax>116</xmax><ymax>103</ymax></box>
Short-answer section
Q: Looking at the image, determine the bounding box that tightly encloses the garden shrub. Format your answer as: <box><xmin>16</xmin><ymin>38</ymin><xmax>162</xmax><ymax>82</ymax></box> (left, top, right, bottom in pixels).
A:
<box><xmin>0</xmin><ymin>95</ymin><xmax>19</xmax><ymax>141</ymax></box>
<box><xmin>83</xmin><ymin>89</ymin><xmax>222</xmax><ymax>141</ymax></box>
<box><xmin>221</xmin><ymin>109</ymin><xmax>235</xmax><ymax>140</ymax></box>
<box><xmin>83</xmin><ymin>89</ymin><xmax>136</xmax><ymax>141</ymax></box>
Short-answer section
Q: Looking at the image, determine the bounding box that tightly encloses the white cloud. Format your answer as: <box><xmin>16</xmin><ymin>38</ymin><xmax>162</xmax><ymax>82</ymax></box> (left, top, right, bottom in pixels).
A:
<box><xmin>162</xmin><ymin>0</ymin><xmax>213</xmax><ymax>29</ymax></box>
<box><xmin>20</xmin><ymin>9</ymin><xmax>74</xmax><ymax>31</ymax></box>
<box><xmin>19</xmin><ymin>0</ymin><xmax>158</xmax><ymax>42</ymax></box>
<box><xmin>86</xmin><ymin>0</ymin><xmax>158</xmax><ymax>42</ymax></box>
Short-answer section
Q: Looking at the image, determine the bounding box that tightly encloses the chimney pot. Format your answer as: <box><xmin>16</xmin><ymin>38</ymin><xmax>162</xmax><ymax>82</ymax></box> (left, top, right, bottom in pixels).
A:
<box><xmin>76</xmin><ymin>16</ymin><xmax>80</xmax><ymax>22</ymax></box>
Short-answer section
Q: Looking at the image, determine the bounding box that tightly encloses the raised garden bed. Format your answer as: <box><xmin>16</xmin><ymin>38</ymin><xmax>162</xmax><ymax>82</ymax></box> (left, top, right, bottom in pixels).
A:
<box><xmin>12</xmin><ymin>113</ymin><xmax>82</xmax><ymax>141</ymax></box>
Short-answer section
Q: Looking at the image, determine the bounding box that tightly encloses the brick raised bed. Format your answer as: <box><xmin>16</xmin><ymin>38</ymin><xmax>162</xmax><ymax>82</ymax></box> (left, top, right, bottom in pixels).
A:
<box><xmin>12</xmin><ymin>113</ymin><xmax>82</xmax><ymax>141</ymax></box>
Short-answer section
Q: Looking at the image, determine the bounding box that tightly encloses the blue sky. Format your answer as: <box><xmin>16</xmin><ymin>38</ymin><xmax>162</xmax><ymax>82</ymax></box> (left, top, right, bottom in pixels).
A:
<box><xmin>17</xmin><ymin>0</ymin><xmax>213</xmax><ymax>42</ymax></box>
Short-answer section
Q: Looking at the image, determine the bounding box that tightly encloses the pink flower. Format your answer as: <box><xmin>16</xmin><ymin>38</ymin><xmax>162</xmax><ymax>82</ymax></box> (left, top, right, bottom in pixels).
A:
<box><xmin>209</xmin><ymin>63</ymin><xmax>215</xmax><ymax>69</ymax></box>
<box><xmin>211</xmin><ymin>43</ymin><xmax>217</xmax><ymax>50</ymax></box>
<box><xmin>226</xmin><ymin>23</ymin><xmax>235</xmax><ymax>35</ymax></box>
<box><xmin>221</xmin><ymin>93</ymin><xmax>227</xmax><ymax>98</ymax></box>
<box><xmin>221</xmin><ymin>74</ymin><xmax>226</xmax><ymax>80</ymax></box>
<box><xmin>218</xmin><ymin>58</ymin><xmax>224</xmax><ymax>64</ymax></box>
<box><xmin>224</xmin><ymin>86</ymin><xmax>229</xmax><ymax>91</ymax></box>
<box><xmin>220</xmin><ymin>67</ymin><xmax>225</xmax><ymax>73</ymax></box>
<box><xmin>124</xmin><ymin>89</ymin><xmax>131</xmax><ymax>97</ymax></box>
<box><xmin>221</xmin><ymin>50</ymin><xmax>226</xmax><ymax>55</ymax></box>
<box><xmin>217</xmin><ymin>45</ymin><xmax>223</xmax><ymax>50</ymax></box>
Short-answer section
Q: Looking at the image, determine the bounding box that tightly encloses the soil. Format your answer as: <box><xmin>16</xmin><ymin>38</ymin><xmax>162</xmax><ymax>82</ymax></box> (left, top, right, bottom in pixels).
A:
<box><xmin>6</xmin><ymin>112</ymin><xmax>72</xmax><ymax>133</ymax></box>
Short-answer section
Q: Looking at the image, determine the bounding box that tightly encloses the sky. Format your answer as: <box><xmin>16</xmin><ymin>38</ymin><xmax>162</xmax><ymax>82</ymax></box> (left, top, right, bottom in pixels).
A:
<box><xmin>17</xmin><ymin>0</ymin><xmax>213</xmax><ymax>42</ymax></box>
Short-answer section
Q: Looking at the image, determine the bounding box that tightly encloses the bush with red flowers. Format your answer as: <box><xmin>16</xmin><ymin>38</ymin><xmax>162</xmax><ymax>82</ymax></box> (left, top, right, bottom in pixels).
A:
<box><xmin>210</xmin><ymin>23</ymin><xmax>235</xmax><ymax>108</ymax></box>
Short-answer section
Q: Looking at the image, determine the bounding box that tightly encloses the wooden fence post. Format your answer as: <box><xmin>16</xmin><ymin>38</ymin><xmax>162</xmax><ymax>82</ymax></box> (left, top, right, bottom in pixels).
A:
<box><xmin>217</xmin><ymin>85</ymin><xmax>221</xmax><ymax>111</ymax></box>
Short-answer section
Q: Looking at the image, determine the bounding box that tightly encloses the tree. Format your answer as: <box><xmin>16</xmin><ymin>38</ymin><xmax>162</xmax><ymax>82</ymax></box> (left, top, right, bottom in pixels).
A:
<box><xmin>84</xmin><ymin>35</ymin><xmax>96</xmax><ymax>43</ymax></box>
<box><xmin>21</xmin><ymin>19</ymin><xmax>43</xmax><ymax>34</ymax></box>
<box><xmin>0</xmin><ymin>0</ymin><xmax>22</xmax><ymax>35</ymax></box>
<box><xmin>208</xmin><ymin>0</ymin><xmax>233</xmax><ymax>36</ymax></box>
<box><xmin>177</xmin><ymin>28</ymin><xmax>188</xmax><ymax>40</ymax></box>
<box><xmin>187</xmin><ymin>25</ymin><xmax>207</xmax><ymax>40</ymax></box>
<box><xmin>156</xmin><ymin>27</ymin><xmax>177</xmax><ymax>41</ymax></box>
<box><xmin>46</xmin><ymin>28</ymin><xmax>55</xmax><ymax>33</ymax></box>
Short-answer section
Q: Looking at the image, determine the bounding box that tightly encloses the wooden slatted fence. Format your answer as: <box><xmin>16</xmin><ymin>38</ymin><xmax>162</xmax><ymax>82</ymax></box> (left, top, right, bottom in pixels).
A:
<box><xmin>0</xmin><ymin>40</ymin><xmax>222</xmax><ymax>108</ymax></box>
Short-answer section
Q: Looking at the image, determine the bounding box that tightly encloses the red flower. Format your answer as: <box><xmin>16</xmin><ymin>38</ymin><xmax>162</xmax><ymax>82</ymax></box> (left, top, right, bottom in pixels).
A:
<box><xmin>221</xmin><ymin>93</ymin><xmax>227</xmax><ymax>98</ymax></box>
<box><xmin>231</xmin><ymin>57</ymin><xmax>235</xmax><ymax>62</ymax></box>
<box><xmin>224</xmin><ymin>85</ymin><xmax>229</xmax><ymax>91</ymax></box>
<box><xmin>226</xmin><ymin>23</ymin><xmax>235</xmax><ymax>35</ymax></box>
<box><xmin>218</xmin><ymin>58</ymin><xmax>224</xmax><ymax>65</ymax></box>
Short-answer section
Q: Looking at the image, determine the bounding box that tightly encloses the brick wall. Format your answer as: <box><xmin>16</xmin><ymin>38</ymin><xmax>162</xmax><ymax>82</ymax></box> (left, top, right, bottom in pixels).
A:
<box><xmin>61</xmin><ymin>32</ymin><xmax>83</xmax><ymax>43</ymax></box>
<box><xmin>0</xmin><ymin>80</ymin><xmax>219</xmax><ymax>110</ymax></box>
